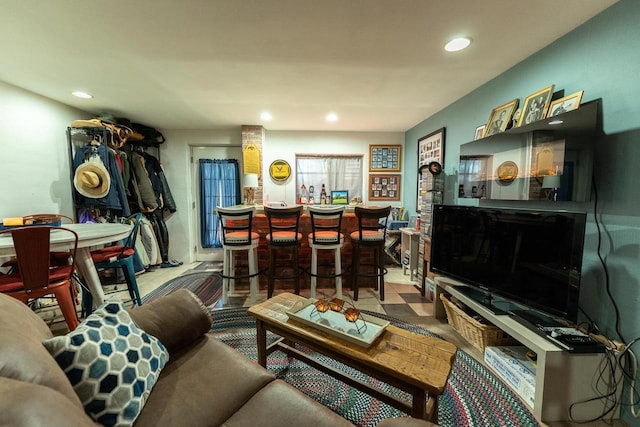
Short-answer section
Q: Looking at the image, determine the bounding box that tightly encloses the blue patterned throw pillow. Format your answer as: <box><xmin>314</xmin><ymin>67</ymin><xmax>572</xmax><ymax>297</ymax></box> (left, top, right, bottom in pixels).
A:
<box><xmin>43</xmin><ymin>302</ymin><xmax>168</xmax><ymax>426</ymax></box>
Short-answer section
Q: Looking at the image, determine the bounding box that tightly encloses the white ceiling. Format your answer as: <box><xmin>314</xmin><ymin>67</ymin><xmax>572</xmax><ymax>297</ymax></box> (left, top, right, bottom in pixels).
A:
<box><xmin>0</xmin><ymin>0</ymin><xmax>617</xmax><ymax>132</ymax></box>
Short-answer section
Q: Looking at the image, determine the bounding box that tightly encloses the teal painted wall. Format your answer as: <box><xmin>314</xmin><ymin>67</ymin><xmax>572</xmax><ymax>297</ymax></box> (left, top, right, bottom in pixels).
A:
<box><xmin>405</xmin><ymin>0</ymin><xmax>640</xmax><ymax>424</ymax></box>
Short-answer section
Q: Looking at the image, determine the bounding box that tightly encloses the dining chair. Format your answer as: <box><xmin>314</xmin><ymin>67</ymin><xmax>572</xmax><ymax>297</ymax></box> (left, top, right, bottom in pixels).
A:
<box><xmin>1</xmin><ymin>214</ymin><xmax>75</xmax><ymax>273</ymax></box>
<box><xmin>264</xmin><ymin>205</ymin><xmax>304</xmax><ymax>298</ymax></box>
<box><xmin>307</xmin><ymin>205</ymin><xmax>345</xmax><ymax>299</ymax></box>
<box><xmin>350</xmin><ymin>205</ymin><xmax>391</xmax><ymax>301</ymax></box>
<box><xmin>0</xmin><ymin>226</ymin><xmax>80</xmax><ymax>331</ymax></box>
<box><xmin>216</xmin><ymin>206</ymin><xmax>260</xmax><ymax>304</ymax></box>
<box><xmin>81</xmin><ymin>213</ymin><xmax>143</xmax><ymax>315</ymax></box>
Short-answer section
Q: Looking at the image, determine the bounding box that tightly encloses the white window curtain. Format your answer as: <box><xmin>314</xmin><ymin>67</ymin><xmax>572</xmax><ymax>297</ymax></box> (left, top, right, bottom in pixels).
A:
<box><xmin>296</xmin><ymin>156</ymin><xmax>363</xmax><ymax>202</ymax></box>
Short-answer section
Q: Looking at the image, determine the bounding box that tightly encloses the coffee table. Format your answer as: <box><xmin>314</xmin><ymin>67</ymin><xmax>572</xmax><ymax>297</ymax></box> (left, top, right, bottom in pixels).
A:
<box><xmin>247</xmin><ymin>292</ymin><xmax>457</xmax><ymax>422</ymax></box>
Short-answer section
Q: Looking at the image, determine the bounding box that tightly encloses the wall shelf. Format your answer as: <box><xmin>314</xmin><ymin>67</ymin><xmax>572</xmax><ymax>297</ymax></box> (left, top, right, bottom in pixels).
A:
<box><xmin>460</xmin><ymin>99</ymin><xmax>600</xmax><ymax>202</ymax></box>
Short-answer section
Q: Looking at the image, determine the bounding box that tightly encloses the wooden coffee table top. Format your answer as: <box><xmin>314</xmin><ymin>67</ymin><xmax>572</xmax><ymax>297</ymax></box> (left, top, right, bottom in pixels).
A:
<box><xmin>248</xmin><ymin>292</ymin><xmax>457</xmax><ymax>396</ymax></box>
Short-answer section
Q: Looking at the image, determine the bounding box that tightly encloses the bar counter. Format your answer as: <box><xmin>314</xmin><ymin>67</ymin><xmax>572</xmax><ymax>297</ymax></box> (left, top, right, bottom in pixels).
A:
<box><xmin>227</xmin><ymin>204</ymin><xmax>380</xmax><ymax>292</ymax></box>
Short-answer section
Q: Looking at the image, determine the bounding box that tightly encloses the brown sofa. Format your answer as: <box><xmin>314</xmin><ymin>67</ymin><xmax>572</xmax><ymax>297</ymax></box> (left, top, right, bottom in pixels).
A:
<box><xmin>0</xmin><ymin>289</ymin><xmax>436</xmax><ymax>427</ymax></box>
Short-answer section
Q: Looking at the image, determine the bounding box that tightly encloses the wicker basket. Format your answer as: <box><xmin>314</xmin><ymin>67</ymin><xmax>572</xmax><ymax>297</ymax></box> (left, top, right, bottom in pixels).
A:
<box><xmin>440</xmin><ymin>293</ymin><xmax>518</xmax><ymax>353</ymax></box>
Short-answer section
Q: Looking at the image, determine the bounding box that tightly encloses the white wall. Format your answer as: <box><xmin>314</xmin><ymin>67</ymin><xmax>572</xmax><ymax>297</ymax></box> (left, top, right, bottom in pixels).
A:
<box><xmin>158</xmin><ymin>128</ymin><xmax>405</xmax><ymax>263</ymax></box>
<box><xmin>263</xmin><ymin>130</ymin><xmax>405</xmax><ymax>205</ymax></box>
<box><xmin>0</xmin><ymin>81</ymin><xmax>89</xmax><ymax>219</ymax></box>
<box><xmin>0</xmin><ymin>88</ymin><xmax>406</xmax><ymax>266</ymax></box>
<box><xmin>159</xmin><ymin>128</ymin><xmax>241</xmax><ymax>263</ymax></box>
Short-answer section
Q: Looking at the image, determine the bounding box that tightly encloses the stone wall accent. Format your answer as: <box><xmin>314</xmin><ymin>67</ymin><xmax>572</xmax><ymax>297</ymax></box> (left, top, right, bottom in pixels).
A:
<box><xmin>241</xmin><ymin>125</ymin><xmax>264</xmax><ymax>204</ymax></box>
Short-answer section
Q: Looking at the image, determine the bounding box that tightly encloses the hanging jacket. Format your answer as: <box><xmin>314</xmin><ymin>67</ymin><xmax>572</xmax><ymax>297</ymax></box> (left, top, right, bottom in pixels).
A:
<box><xmin>139</xmin><ymin>216</ymin><xmax>160</xmax><ymax>266</ymax></box>
<box><xmin>158</xmin><ymin>167</ymin><xmax>176</xmax><ymax>213</ymax></box>
<box><xmin>129</xmin><ymin>151</ymin><xmax>159</xmax><ymax>212</ymax></box>
<box><xmin>147</xmin><ymin>211</ymin><xmax>169</xmax><ymax>263</ymax></box>
<box><xmin>73</xmin><ymin>144</ymin><xmax>131</xmax><ymax>216</ymax></box>
<box><xmin>135</xmin><ymin>151</ymin><xmax>177</xmax><ymax>214</ymax></box>
<box><xmin>141</xmin><ymin>152</ymin><xmax>164</xmax><ymax>209</ymax></box>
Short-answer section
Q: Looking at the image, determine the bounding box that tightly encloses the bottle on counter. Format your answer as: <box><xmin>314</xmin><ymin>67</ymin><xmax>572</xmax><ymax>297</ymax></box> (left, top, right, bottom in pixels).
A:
<box><xmin>320</xmin><ymin>184</ymin><xmax>327</xmax><ymax>205</ymax></box>
<box><xmin>308</xmin><ymin>185</ymin><xmax>315</xmax><ymax>204</ymax></box>
<box><xmin>299</xmin><ymin>184</ymin><xmax>307</xmax><ymax>204</ymax></box>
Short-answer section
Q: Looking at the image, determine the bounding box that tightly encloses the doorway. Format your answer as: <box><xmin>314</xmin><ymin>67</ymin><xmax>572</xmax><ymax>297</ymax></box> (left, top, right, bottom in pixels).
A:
<box><xmin>190</xmin><ymin>145</ymin><xmax>243</xmax><ymax>261</ymax></box>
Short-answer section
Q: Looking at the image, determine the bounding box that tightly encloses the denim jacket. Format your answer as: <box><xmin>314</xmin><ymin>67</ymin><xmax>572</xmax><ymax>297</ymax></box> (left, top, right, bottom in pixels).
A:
<box><xmin>73</xmin><ymin>144</ymin><xmax>131</xmax><ymax>216</ymax></box>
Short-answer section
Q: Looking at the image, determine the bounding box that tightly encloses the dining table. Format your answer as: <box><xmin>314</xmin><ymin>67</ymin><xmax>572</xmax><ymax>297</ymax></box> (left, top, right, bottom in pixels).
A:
<box><xmin>0</xmin><ymin>222</ymin><xmax>132</xmax><ymax>307</ymax></box>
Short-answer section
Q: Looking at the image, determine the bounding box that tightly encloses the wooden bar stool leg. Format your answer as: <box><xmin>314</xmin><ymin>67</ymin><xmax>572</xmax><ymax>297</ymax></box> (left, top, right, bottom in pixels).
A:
<box><xmin>293</xmin><ymin>246</ymin><xmax>300</xmax><ymax>295</ymax></box>
<box><xmin>352</xmin><ymin>244</ymin><xmax>360</xmax><ymax>301</ymax></box>
<box><xmin>248</xmin><ymin>246</ymin><xmax>258</xmax><ymax>303</ymax></box>
<box><xmin>268</xmin><ymin>247</ymin><xmax>276</xmax><ymax>298</ymax></box>
<box><xmin>378</xmin><ymin>245</ymin><xmax>385</xmax><ymax>301</ymax></box>
<box><xmin>310</xmin><ymin>247</ymin><xmax>318</xmax><ymax>298</ymax></box>
<box><xmin>229</xmin><ymin>249</ymin><xmax>236</xmax><ymax>294</ymax></box>
<box><xmin>334</xmin><ymin>247</ymin><xmax>342</xmax><ymax>299</ymax></box>
<box><xmin>222</xmin><ymin>247</ymin><xmax>230</xmax><ymax>304</ymax></box>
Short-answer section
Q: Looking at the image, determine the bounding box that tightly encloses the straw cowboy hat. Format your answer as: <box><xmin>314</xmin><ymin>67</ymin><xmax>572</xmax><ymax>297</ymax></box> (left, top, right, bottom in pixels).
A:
<box><xmin>73</xmin><ymin>155</ymin><xmax>111</xmax><ymax>198</ymax></box>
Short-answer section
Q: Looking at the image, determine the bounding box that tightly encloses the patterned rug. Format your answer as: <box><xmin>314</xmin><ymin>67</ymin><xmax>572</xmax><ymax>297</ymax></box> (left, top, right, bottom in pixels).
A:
<box><xmin>141</xmin><ymin>271</ymin><xmax>222</xmax><ymax>307</ymax></box>
<box><xmin>210</xmin><ymin>307</ymin><xmax>541</xmax><ymax>427</ymax></box>
<box><xmin>187</xmin><ymin>261</ymin><xmax>224</xmax><ymax>272</ymax></box>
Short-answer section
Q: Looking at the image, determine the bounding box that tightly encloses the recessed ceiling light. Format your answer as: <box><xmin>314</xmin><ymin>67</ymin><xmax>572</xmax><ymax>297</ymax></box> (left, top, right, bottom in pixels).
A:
<box><xmin>72</xmin><ymin>91</ymin><xmax>93</xmax><ymax>99</ymax></box>
<box><xmin>326</xmin><ymin>112</ymin><xmax>338</xmax><ymax>122</ymax></box>
<box><xmin>260</xmin><ymin>112</ymin><xmax>272</xmax><ymax>120</ymax></box>
<box><xmin>548</xmin><ymin>119</ymin><xmax>564</xmax><ymax>125</ymax></box>
<box><xmin>444</xmin><ymin>37</ymin><xmax>472</xmax><ymax>52</ymax></box>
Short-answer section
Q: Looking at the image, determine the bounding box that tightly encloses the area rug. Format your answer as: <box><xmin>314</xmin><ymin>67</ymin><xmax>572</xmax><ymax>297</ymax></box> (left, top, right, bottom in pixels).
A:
<box><xmin>210</xmin><ymin>307</ymin><xmax>540</xmax><ymax>427</ymax></box>
<box><xmin>187</xmin><ymin>261</ymin><xmax>224</xmax><ymax>272</ymax></box>
<box><xmin>141</xmin><ymin>272</ymin><xmax>222</xmax><ymax>307</ymax></box>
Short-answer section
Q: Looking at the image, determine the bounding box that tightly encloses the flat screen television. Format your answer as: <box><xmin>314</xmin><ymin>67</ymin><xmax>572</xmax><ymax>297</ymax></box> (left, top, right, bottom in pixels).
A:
<box><xmin>430</xmin><ymin>205</ymin><xmax>587</xmax><ymax>323</ymax></box>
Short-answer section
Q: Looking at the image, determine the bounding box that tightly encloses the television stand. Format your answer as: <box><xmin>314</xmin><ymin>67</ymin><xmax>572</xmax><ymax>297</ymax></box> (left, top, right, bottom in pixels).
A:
<box><xmin>454</xmin><ymin>285</ymin><xmax>518</xmax><ymax>316</ymax></box>
<box><xmin>433</xmin><ymin>275</ymin><xmax>619</xmax><ymax>423</ymax></box>
<box><xmin>508</xmin><ymin>309</ymin><xmax>564</xmax><ymax>328</ymax></box>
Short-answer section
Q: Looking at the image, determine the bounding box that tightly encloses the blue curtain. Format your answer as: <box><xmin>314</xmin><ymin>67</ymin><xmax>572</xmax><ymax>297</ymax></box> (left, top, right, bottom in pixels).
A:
<box><xmin>199</xmin><ymin>159</ymin><xmax>241</xmax><ymax>248</ymax></box>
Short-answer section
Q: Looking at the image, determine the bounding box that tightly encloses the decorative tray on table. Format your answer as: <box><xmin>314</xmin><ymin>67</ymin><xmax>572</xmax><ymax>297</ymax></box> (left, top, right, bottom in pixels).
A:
<box><xmin>286</xmin><ymin>298</ymin><xmax>390</xmax><ymax>348</ymax></box>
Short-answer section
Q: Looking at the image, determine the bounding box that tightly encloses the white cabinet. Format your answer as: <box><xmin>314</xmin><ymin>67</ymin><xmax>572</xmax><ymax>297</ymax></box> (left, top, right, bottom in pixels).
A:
<box><xmin>434</xmin><ymin>276</ymin><xmax>619</xmax><ymax>422</ymax></box>
<box><xmin>399</xmin><ymin>227</ymin><xmax>420</xmax><ymax>281</ymax></box>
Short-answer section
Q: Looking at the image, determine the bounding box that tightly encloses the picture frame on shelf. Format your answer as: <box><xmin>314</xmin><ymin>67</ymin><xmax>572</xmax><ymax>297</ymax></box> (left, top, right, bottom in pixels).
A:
<box><xmin>369</xmin><ymin>174</ymin><xmax>401</xmax><ymax>201</ymax></box>
<box><xmin>474</xmin><ymin>125</ymin><xmax>486</xmax><ymax>140</ymax></box>
<box><xmin>484</xmin><ymin>99</ymin><xmax>519</xmax><ymax>137</ymax></box>
<box><xmin>518</xmin><ymin>84</ymin><xmax>555</xmax><ymax>126</ymax></box>
<box><xmin>417</xmin><ymin>127</ymin><xmax>445</xmax><ymax>212</ymax></box>
<box><xmin>547</xmin><ymin>90</ymin><xmax>584</xmax><ymax>117</ymax></box>
<box><xmin>369</xmin><ymin>144</ymin><xmax>401</xmax><ymax>172</ymax></box>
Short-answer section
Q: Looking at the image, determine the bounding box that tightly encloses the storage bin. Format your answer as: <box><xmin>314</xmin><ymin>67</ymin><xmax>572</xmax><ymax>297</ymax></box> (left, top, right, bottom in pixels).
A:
<box><xmin>440</xmin><ymin>293</ymin><xmax>518</xmax><ymax>353</ymax></box>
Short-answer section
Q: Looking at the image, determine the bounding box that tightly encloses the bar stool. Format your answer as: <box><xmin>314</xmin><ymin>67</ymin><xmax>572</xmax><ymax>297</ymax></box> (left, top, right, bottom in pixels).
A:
<box><xmin>216</xmin><ymin>206</ymin><xmax>260</xmax><ymax>304</ymax></box>
<box><xmin>350</xmin><ymin>205</ymin><xmax>391</xmax><ymax>301</ymax></box>
<box><xmin>264</xmin><ymin>205</ymin><xmax>303</xmax><ymax>298</ymax></box>
<box><xmin>308</xmin><ymin>205</ymin><xmax>345</xmax><ymax>299</ymax></box>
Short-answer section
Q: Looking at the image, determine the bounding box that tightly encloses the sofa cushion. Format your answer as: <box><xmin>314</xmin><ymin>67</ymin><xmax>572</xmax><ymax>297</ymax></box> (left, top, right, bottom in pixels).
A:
<box><xmin>222</xmin><ymin>379</ymin><xmax>354</xmax><ymax>427</ymax></box>
<box><xmin>134</xmin><ymin>335</ymin><xmax>276</xmax><ymax>427</ymax></box>
<box><xmin>128</xmin><ymin>288</ymin><xmax>213</xmax><ymax>354</ymax></box>
<box><xmin>0</xmin><ymin>377</ymin><xmax>99</xmax><ymax>427</ymax></box>
<box><xmin>43</xmin><ymin>302</ymin><xmax>169</xmax><ymax>427</ymax></box>
<box><xmin>0</xmin><ymin>293</ymin><xmax>83</xmax><ymax>408</ymax></box>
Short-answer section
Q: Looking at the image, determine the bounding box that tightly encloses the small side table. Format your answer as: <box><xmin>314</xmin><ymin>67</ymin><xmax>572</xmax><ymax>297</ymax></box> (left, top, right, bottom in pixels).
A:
<box><xmin>400</xmin><ymin>227</ymin><xmax>420</xmax><ymax>281</ymax></box>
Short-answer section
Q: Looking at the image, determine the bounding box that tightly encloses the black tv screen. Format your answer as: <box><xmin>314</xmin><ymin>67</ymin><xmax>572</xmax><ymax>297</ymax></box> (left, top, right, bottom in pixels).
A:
<box><xmin>430</xmin><ymin>205</ymin><xmax>587</xmax><ymax>322</ymax></box>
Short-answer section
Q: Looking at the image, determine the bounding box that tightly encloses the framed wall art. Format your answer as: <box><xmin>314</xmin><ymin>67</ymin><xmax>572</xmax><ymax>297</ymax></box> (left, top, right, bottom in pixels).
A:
<box><xmin>369</xmin><ymin>144</ymin><xmax>401</xmax><ymax>172</ymax></box>
<box><xmin>417</xmin><ymin>128</ymin><xmax>445</xmax><ymax>212</ymax></box>
<box><xmin>368</xmin><ymin>174</ymin><xmax>401</xmax><ymax>201</ymax></box>
<box><xmin>547</xmin><ymin>90</ymin><xmax>584</xmax><ymax>117</ymax></box>
<box><xmin>484</xmin><ymin>99</ymin><xmax>519</xmax><ymax>137</ymax></box>
<box><xmin>518</xmin><ymin>84</ymin><xmax>555</xmax><ymax>126</ymax></box>
<box><xmin>418</xmin><ymin>128</ymin><xmax>445</xmax><ymax>169</ymax></box>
